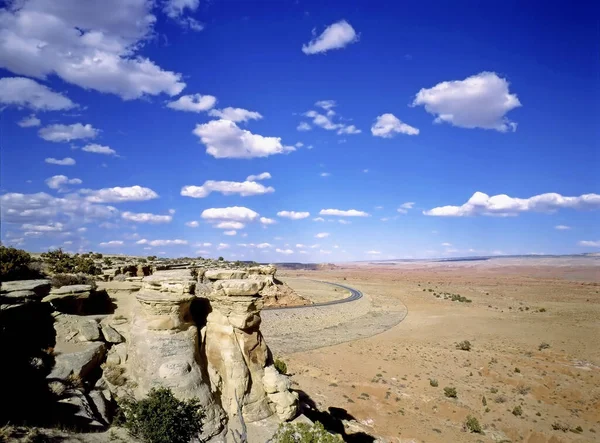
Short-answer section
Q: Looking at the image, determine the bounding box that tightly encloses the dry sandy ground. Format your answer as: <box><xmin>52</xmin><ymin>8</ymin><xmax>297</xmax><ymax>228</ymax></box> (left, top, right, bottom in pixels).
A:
<box><xmin>272</xmin><ymin>257</ymin><xmax>600</xmax><ymax>442</ymax></box>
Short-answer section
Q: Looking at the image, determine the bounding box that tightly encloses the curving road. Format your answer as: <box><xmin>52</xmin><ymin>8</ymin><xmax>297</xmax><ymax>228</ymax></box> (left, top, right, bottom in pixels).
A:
<box><xmin>264</xmin><ymin>280</ymin><xmax>362</xmax><ymax>310</ymax></box>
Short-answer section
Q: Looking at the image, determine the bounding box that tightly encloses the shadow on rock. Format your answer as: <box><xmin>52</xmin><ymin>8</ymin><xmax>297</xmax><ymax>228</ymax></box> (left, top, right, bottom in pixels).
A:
<box><xmin>296</xmin><ymin>390</ymin><xmax>376</xmax><ymax>443</ymax></box>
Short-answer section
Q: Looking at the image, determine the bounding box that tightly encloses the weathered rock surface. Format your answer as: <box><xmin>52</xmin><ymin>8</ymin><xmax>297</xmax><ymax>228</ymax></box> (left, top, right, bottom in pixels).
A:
<box><xmin>141</xmin><ymin>269</ymin><xmax>196</xmax><ymax>294</ymax></box>
<box><xmin>49</xmin><ymin>341</ymin><xmax>106</xmax><ymax>381</ymax></box>
<box><xmin>216</xmin><ymin>279</ymin><xmax>265</xmax><ymax>296</ymax></box>
<box><xmin>0</xmin><ymin>279</ymin><xmax>51</xmax><ymax>306</ymax></box>
<box><xmin>54</xmin><ymin>313</ymin><xmax>101</xmax><ymax>342</ymax></box>
<box><xmin>100</xmin><ymin>324</ymin><xmax>124</xmax><ymax>343</ymax></box>
<box><xmin>43</xmin><ymin>285</ymin><xmax>92</xmax><ymax>313</ymax></box>
<box><xmin>205</xmin><ymin>269</ymin><xmax>248</xmax><ymax>281</ymax></box>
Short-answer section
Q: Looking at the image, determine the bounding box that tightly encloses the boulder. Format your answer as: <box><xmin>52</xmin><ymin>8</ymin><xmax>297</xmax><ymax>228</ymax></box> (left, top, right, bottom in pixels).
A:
<box><xmin>142</xmin><ymin>270</ymin><xmax>195</xmax><ymax>295</ymax></box>
<box><xmin>204</xmin><ymin>270</ymin><xmax>248</xmax><ymax>281</ymax></box>
<box><xmin>43</xmin><ymin>285</ymin><xmax>92</xmax><ymax>314</ymax></box>
<box><xmin>246</xmin><ymin>265</ymin><xmax>276</xmax><ymax>276</ymax></box>
<box><xmin>101</xmin><ymin>324</ymin><xmax>124</xmax><ymax>344</ymax></box>
<box><xmin>54</xmin><ymin>314</ymin><xmax>101</xmax><ymax>342</ymax></box>
<box><xmin>267</xmin><ymin>391</ymin><xmax>299</xmax><ymax>421</ymax></box>
<box><xmin>57</xmin><ymin>389</ymin><xmax>105</xmax><ymax>429</ymax></box>
<box><xmin>263</xmin><ymin>366</ymin><xmax>291</xmax><ymax>394</ymax></box>
<box><xmin>48</xmin><ymin>341</ymin><xmax>106</xmax><ymax>381</ymax></box>
<box><xmin>0</xmin><ymin>280</ymin><xmax>51</xmax><ymax>303</ymax></box>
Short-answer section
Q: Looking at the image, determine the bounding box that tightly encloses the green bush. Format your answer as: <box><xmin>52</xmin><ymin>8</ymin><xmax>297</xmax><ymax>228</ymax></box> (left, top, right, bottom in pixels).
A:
<box><xmin>456</xmin><ymin>340</ymin><xmax>472</xmax><ymax>351</ymax></box>
<box><xmin>272</xmin><ymin>421</ymin><xmax>340</xmax><ymax>442</ymax></box>
<box><xmin>218</xmin><ymin>256</ymin><xmax>224</xmax><ymax>261</ymax></box>
<box><xmin>429</xmin><ymin>378</ymin><xmax>438</xmax><ymax>387</ymax></box>
<box><xmin>0</xmin><ymin>246</ymin><xmax>37</xmax><ymax>281</ymax></box>
<box><xmin>41</xmin><ymin>248</ymin><xmax>100</xmax><ymax>275</ymax></box>
<box><xmin>147</xmin><ymin>256</ymin><xmax>157</xmax><ymax>261</ymax></box>
<box><xmin>465</xmin><ymin>415</ymin><xmax>482</xmax><ymax>433</ymax></box>
<box><xmin>274</xmin><ymin>358</ymin><xmax>288</xmax><ymax>375</ymax></box>
<box><xmin>443</xmin><ymin>387</ymin><xmax>457</xmax><ymax>398</ymax></box>
<box><xmin>50</xmin><ymin>273</ymin><xmax>97</xmax><ymax>289</ymax></box>
<box><xmin>538</xmin><ymin>342</ymin><xmax>550</xmax><ymax>351</ymax></box>
<box><xmin>117</xmin><ymin>387</ymin><xmax>204</xmax><ymax>443</ymax></box>
<box><xmin>512</xmin><ymin>405</ymin><xmax>523</xmax><ymax>416</ymax></box>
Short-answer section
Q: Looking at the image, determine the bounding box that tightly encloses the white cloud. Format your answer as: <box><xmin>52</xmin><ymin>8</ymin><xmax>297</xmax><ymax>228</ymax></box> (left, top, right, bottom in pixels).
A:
<box><xmin>295</xmin><ymin>244</ymin><xmax>306</xmax><ymax>248</ymax></box>
<box><xmin>320</xmin><ymin>172</ymin><xmax>331</xmax><ymax>177</ymax></box>
<box><xmin>315</xmin><ymin>100</ymin><xmax>336</xmax><ymax>110</ymax></box>
<box><xmin>0</xmin><ymin>0</ymin><xmax>186</xmax><ymax>100</ymax></box>
<box><xmin>315</xmin><ymin>232</ymin><xmax>330</xmax><ymax>238</ymax></box>
<box><xmin>45</xmin><ymin>157</ymin><xmax>75</xmax><ymax>166</ymax></box>
<box><xmin>181</xmin><ymin>180</ymin><xmax>274</xmax><ymax>198</ymax></box>
<box><xmin>337</xmin><ymin>124</ymin><xmax>361</xmax><ymax>135</ymax></box>
<box><xmin>163</xmin><ymin>0</ymin><xmax>202</xmax><ymax>30</ymax></box>
<box><xmin>167</xmin><ymin>94</ymin><xmax>216</xmax><ymax>112</ymax></box>
<box><xmin>441</xmin><ymin>242</ymin><xmax>452</xmax><ymax>247</ymax></box>
<box><xmin>99</xmin><ymin>240</ymin><xmax>123</xmax><ymax>247</ymax></box>
<box><xmin>223</xmin><ymin>230</ymin><xmax>236</xmax><ymax>236</ymax></box>
<box><xmin>208</xmin><ymin>107</ymin><xmax>262</xmax><ymax>122</ymax></box>
<box><xmin>0</xmin><ymin>77</ymin><xmax>76</xmax><ymax>111</ymax></box>
<box><xmin>137</xmin><ymin>239</ymin><xmax>188</xmax><ymax>246</ymax></box>
<box><xmin>260</xmin><ymin>217</ymin><xmax>276</xmax><ymax>225</ymax></box>
<box><xmin>579</xmin><ymin>240</ymin><xmax>600</xmax><ymax>247</ymax></box>
<box><xmin>81</xmin><ymin>143</ymin><xmax>117</xmax><ymax>156</ymax></box>
<box><xmin>304</xmin><ymin>110</ymin><xmax>341</xmax><ymax>131</ymax></box>
<box><xmin>319</xmin><ymin>249</ymin><xmax>332</xmax><ymax>254</ymax></box>
<box><xmin>201</xmin><ymin>206</ymin><xmax>259</xmax><ymax>223</ymax></box>
<box><xmin>18</xmin><ymin>114</ymin><xmax>41</xmax><ymax>127</ymax></box>
<box><xmin>256</xmin><ymin>243</ymin><xmax>272</xmax><ymax>249</ymax></box>
<box><xmin>371</xmin><ymin>113</ymin><xmax>419</xmax><ymax>137</ymax></box>
<box><xmin>21</xmin><ymin>222</ymin><xmax>65</xmax><ymax>232</ymax></box>
<box><xmin>82</xmin><ymin>185</ymin><xmax>158</xmax><ymax>203</ymax></box>
<box><xmin>366</xmin><ymin>250</ymin><xmax>381</xmax><ymax>255</ymax></box>
<box><xmin>45</xmin><ymin>175</ymin><xmax>82</xmax><ymax>190</ymax></box>
<box><xmin>39</xmin><ymin>123</ymin><xmax>98</xmax><ymax>142</ymax></box>
<box><xmin>412</xmin><ymin>72</ymin><xmax>521</xmax><ymax>132</ymax></box>
<box><xmin>276</xmin><ymin>248</ymin><xmax>294</xmax><ymax>255</ymax></box>
<box><xmin>313</xmin><ymin>217</ymin><xmax>325</xmax><ymax>222</ymax></box>
<box><xmin>319</xmin><ymin>209</ymin><xmax>369</xmax><ymax>217</ymax></box>
<box><xmin>185</xmin><ymin>221</ymin><xmax>199</xmax><ymax>228</ymax></box>
<box><xmin>215</xmin><ymin>221</ymin><xmax>245</xmax><ymax>230</ymax></box>
<box><xmin>121</xmin><ymin>211</ymin><xmax>172</xmax><ymax>223</ymax></box>
<box><xmin>193</xmin><ymin>119</ymin><xmax>294</xmax><ymax>159</ymax></box>
<box><xmin>194</xmin><ymin>242</ymin><xmax>212</xmax><ymax>247</ymax></box>
<box><xmin>302</xmin><ymin>20</ymin><xmax>358</xmax><ymax>55</ymax></box>
<box><xmin>217</xmin><ymin>243</ymin><xmax>229</xmax><ymax>250</ymax></box>
<box><xmin>338</xmin><ymin>219</ymin><xmax>351</xmax><ymax>224</ymax></box>
<box><xmin>277</xmin><ymin>210</ymin><xmax>310</xmax><ymax>220</ymax></box>
<box><xmin>397</xmin><ymin>202</ymin><xmax>415</xmax><ymax>214</ymax></box>
<box><xmin>295</xmin><ymin>142</ymin><xmax>304</xmax><ymax>148</ymax></box>
<box><xmin>424</xmin><ymin>192</ymin><xmax>600</xmax><ymax>217</ymax></box>
<box><xmin>555</xmin><ymin>225</ymin><xmax>571</xmax><ymax>230</ymax></box>
<box><xmin>297</xmin><ymin>122</ymin><xmax>311</xmax><ymax>131</ymax></box>
<box><xmin>246</xmin><ymin>172</ymin><xmax>271</xmax><ymax>181</ymax></box>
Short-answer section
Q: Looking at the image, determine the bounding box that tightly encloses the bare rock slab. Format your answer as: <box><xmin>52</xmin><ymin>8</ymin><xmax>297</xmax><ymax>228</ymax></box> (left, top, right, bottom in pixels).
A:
<box><xmin>49</xmin><ymin>341</ymin><xmax>106</xmax><ymax>381</ymax></box>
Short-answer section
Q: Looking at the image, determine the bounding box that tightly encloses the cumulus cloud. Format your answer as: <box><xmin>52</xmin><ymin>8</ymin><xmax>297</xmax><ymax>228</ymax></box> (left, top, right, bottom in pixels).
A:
<box><xmin>297</xmin><ymin>122</ymin><xmax>311</xmax><ymax>131</ymax></box>
<box><xmin>246</xmin><ymin>172</ymin><xmax>271</xmax><ymax>181</ymax></box>
<box><xmin>21</xmin><ymin>222</ymin><xmax>65</xmax><ymax>232</ymax></box>
<box><xmin>181</xmin><ymin>180</ymin><xmax>274</xmax><ymax>198</ymax></box>
<box><xmin>337</xmin><ymin>125</ymin><xmax>361</xmax><ymax>135</ymax></box>
<box><xmin>217</xmin><ymin>243</ymin><xmax>229</xmax><ymax>250</ymax></box>
<box><xmin>163</xmin><ymin>0</ymin><xmax>203</xmax><ymax>31</ymax></box>
<box><xmin>201</xmin><ymin>207</ymin><xmax>259</xmax><ymax>223</ymax></box>
<box><xmin>81</xmin><ymin>144</ymin><xmax>117</xmax><ymax>156</ymax></box>
<box><xmin>185</xmin><ymin>221</ymin><xmax>199</xmax><ymax>227</ymax></box>
<box><xmin>555</xmin><ymin>225</ymin><xmax>571</xmax><ymax>230</ymax></box>
<box><xmin>302</xmin><ymin>20</ymin><xmax>358</xmax><ymax>55</ymax></box>
<box><xmin>277</xmin><ymin>211</ymin><xmax>310</xmax><ymax>220</ymax></box>
<box><xmin>137</xmin><ymin>238</ymin><xmax>188</xmax><ymax>246</ymax></box>
<box><xmin>99</xmin><ymin>240</ymin><xmax>123</xmax><ymax>247</ymax></box>
<box><xmin>193</xmin><ymin>119</ymin><xmax>294</xmax><ymax>159</ymax></box>
<box><xmin>167</xmin><ymin>94</ymin><xmax>216</xmax><ymax>112</ymax></box>
<box><xmin>397</xmin><ymin>202</ymin><xmax>415</xmax><ymax>214</ymax></box>
<box><xmin>223</xmin><ymin>230</ymin><xmax>236</xmax><ymax>236</ymax></box>
<box><xmin>579</xmin><ymin>240</ymin><xmax>600</xmax><ymax>247</ymax></box>
<box><xmin>260</xmin><ymin>217</ymin><xmax>276</xmax><ymax>225</ymax></box>
<box><xmin>319</xmin><ymin>209</ymin><xmax>369</xmax><ymax>217</ymax></box>
<box><xmin>0</xmin><ymin>77</ymin><xmax>76</xmax><ymax>111</ymax></box>
<box><xmin>45</xmin><ymin>175</ymin><xmax>82</xmax><ymax>190</ymax></box>
<box><xmin>18</xmin><ymin>114</ymin><xmax>41</xmax><ymax>127</ymax></box>
<box><xmin>0</xmin><ymin>0</ymin><xmax>186</xmax><ymax>100</ymax></box>
<box><xmin>45</xmin><ymin>157</ymin><xmax>75</xmax><ymax>166</ymax></box>
<box><xmin>313</xmin><ymin>217</ymin><xmax>325</xmax><ymax>222</ymax></box>
<box><xmin>315</xmin><ymin>100</ymin><xmax>336</xmax><ymax>110</ymax></box>
<box><xmin>303</xmin><ymin>107</ymin><xmax>359</xmax><ymax>136</ymax></box>
<box><xmin>39</xmin><ymin>123</ymin><xmax>98</xmax><ymax>142</ymax></box>
<box><xmin>320</xmin><ymin>172</ymin><xmax>331</xmax><ymax>177</ymax></box>
<box><xmin>208</xmin><ymin>107</ymin><xmax>262</xmax><ymax>122</ymax></box>
<box><xmin>371</xmin><ymin>113</ymin><xmax>419</xmax><ymax>137</ymax></box>
<box><xmin>121</xmin><ymin>211</ymin><xmax>172</xmax><ymax>223</ymax></box>
<box><xmin>82</xmin><ymin>185</ymin><xmax>158</xmax><ymax>203</ymax></box>
<box><xmin>315</xmin><ymin>232</ymin><xmax>330</xmax><ymax>238</ymax></box>
<box><xmin>424</xmin><ymin>192</ymin><xmax>600</xmax><ymax>217</ymax></box>
<box><xmin>215</xmin><ymin>221</ymin><xmax>245</xmax><ymax>230</ymax></box>
<box><xmin>412</xmin><ymin>72</ymin><xmax>521</xmax><ymax>132</ymax></box>
<box><xmin>276</xmin><ymin>248</ymin><xmax>294</xmax><ymax>255</ymax></box>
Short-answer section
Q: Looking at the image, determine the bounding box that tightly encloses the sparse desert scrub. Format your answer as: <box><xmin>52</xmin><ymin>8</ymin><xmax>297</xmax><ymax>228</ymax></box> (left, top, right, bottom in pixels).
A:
<box><xmin>429</xmin><ymin>378</ymin><xmax>438</xmax><ymax>387</ymax></box>
<box><xmin>538</xmin><ymin>342</ymin><xmax>550</xmax><ymax>350</ymax></box>
<box><xmin>464</xmin><ymin>415</ymin><xmax>483</xmax><ymax>433</ymax></box>
<box><xmin>455</xmin><ymin>340</ymin><xmax>472</xmax><ymax>351</ymax></box>
<box><xmin>272</xmin><ymin>421</ymin><xmax>341</xmax><ymax>442</ymax></box>
<box><xmin>443</xmin><ymin>386</ymin><xmax>457</xmax><ymax>398</ymax></box>
<box><xmin>515</xmin><ymin>384</ymin><xmax>530</xmax><ymax>395</ymax></box>
<box><xmin>512</xmin><ymin>405</ymin><xmax>523</xmax><ymax>416</ymax></box>
<box><xmin>274</xmin><ymin>358</ymin><xmax>288</xmax><ymax>375</ymax></box>
<box><xmin>50</xmin><ymin>272</ymin><xmax>97</xmax><ymax>289</ymax></box>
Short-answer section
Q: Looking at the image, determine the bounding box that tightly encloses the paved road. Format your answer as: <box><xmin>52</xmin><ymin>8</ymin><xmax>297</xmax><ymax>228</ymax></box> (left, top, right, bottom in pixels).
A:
<box><xmin>265</xmin><ymin>280</ymin><xmax>362</xmax><ymax>310</ymax></box>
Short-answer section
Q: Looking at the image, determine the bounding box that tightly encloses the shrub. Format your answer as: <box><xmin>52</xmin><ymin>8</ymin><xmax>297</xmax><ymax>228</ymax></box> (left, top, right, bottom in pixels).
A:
<box><xmin>465</xmin><ymin>416</ymin><xmax>483</xmax><ymax>433</ymax></box>
<box><xmin>50</xmin><ymin>273</ymin><xmax>97</xmax><ymax>289</ymax></box>
<box><xmin>551</xmin><ymin>422</ymin><xmax>569</xmax><ymax>432</ymax></box>
<box><xmin>274</xmin><ymin>358</ymin><xmax>288</xmax><ymax>375</ymax></box>
<box><xmin>147</xmin><ymin>256</ymin><xmax>157</xmax><ymax>261</ymax></box>
<box><xmin>218</xmin><ymin>256</ymin><xmax>224</xmax><ymax>261</ymax></box>
<box><xmin>272</xmin><ymin>421</ymin><xmax>340</xmax><ymax>442</ymax></box>
<box><xmin>538</xmin><ymin>342</ymin><xmax>550</xmax><ymax>351</ymax></box>
<box><xmin>495</xmin><ymin>395</ymin><xmax>507</xmax><ymax>403</ymax></box>
<box><xmin>443</xmin><ymin>387</ymin><xmax>457</xmax><ymax>398</ymax></box>
<box><xmin>429</xmin><ymin>378</ymin><xmax>439</xmax><ymax>387</ymax></box>
<box><xmin>42</xmin><ymin>248</ymin><xmax>100</xmax><ymax>275</ymax></box>
<box><xmin>103</xmin><ymin>257</ymin><xmax>113</xmax><ymax>267</ymax></box>
<box><xmin>514</xmin><ymin>367</ymin><xmax>521</xmax><ymax>373</ymax></box>
<box><xmin>482</xmin><ymin>396</ymin><xmax>487</xmax><ymax>406</ymax></box>
<box><xmin>0</xmin><ymin>246</ymin><xmax>37</xmax><ymax>281</ymax></box>
<box><xmin>512</xmin><ymin>405</ymin><xmax>523</xmax><ymax>416</ymax></box>
<box><xmin>515</xmin><ymin>384</ymin><xmax>530</xmax><ymax>395</ymax></box>
<box><xmin>571</xmin><ymin>426</ymin><xmax>583</xmax><ymax>434</ymax></box>
<box><xmin>490</xmin><ymin>387</ymin><xmax>498</xmax><ymax>394</ymax></box>
<box><xmin>117</xmin><ymin>387</ymin><xmax>204</xmax><ymax>443</ymax></box>
<box><xmin>456</xmin><ymin>340</ymin><xmax>472</xmax><ymax>351</ymax></box>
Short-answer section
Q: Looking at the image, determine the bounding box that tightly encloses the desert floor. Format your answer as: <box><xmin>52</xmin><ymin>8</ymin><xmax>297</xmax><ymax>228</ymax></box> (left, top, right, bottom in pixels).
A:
<box><xmin>268</xmin><ymin>257</ymin><xmax>600</xmax><ymax>442</ymax></box>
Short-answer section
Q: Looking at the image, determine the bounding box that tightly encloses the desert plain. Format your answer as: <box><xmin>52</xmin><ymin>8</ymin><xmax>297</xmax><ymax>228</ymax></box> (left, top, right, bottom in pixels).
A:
<box><xmin>265</xmin><ymin>256</ymin><xmax>600</xmax><ymax>442</ymax></box>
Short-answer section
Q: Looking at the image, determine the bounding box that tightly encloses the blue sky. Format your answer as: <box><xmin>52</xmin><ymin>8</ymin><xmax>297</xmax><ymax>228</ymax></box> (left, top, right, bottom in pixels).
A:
<box><xmin>0</xmin><ymin>0</ymin><xmax>598</xmax><ymax>262</ymax></box>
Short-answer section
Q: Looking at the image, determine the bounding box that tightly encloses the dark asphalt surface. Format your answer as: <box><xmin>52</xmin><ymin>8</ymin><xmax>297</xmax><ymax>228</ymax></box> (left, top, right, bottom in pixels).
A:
<box><xmin>265</xmin><ymin>280</ymin><xmax>363</xmax><ymax>311</ymax></box>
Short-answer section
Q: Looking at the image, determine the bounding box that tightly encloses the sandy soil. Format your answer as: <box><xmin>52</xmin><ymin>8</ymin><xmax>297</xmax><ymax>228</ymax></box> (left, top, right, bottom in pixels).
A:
<box><xmin>270</xmin><ymin>257</ymin><xmax>600</xmax><ymax>442</ymax></box>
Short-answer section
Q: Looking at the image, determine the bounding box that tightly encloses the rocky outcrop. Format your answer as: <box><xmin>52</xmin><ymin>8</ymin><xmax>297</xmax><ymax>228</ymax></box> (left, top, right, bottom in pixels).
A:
<box><xmin>126</xmin><ymin>266</ymin><xmax>299</xmax><ymax>439</ymax></box>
